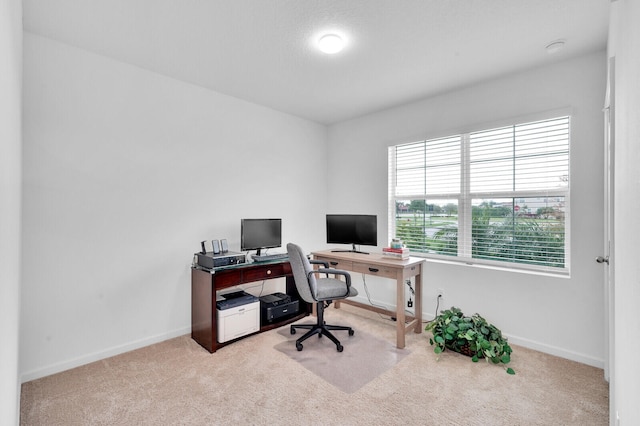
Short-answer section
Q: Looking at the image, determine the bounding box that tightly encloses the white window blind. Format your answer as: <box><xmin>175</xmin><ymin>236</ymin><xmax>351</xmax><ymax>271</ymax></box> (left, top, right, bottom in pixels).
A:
<box><xmin>389</xmin><ymin>116</ymin><xmax>570</xmax><ymax>273</ymax></box>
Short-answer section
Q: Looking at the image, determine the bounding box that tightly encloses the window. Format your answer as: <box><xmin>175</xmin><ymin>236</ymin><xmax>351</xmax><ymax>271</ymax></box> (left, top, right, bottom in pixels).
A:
<box><xmin>388</xmin><ymin>116</ymin><xmax>570</xmax><ymax>273</ymax></box>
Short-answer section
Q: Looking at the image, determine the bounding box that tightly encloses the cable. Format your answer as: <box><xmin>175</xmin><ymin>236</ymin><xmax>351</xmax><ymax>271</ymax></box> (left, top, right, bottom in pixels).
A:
<box><xmin>361</xmin><ymin>274</ymin><xmax>396</xmax><ymax>321</ymax></box>
<box><xmin>423</xmin><ymin>294</ymin><xmax>442</xmax><ymax>325</ymax></box>
<box><xmin>237</xmin><ymin>281</ymin><xmax>267</xmax><ymax>297</ymax></box>
<box><xmin>405</xmin><ymin>279</ymin><xmax>414</xmax><ymax>308</ymax></box>
<box><xmin>405</xmin><ymin>279</ymin><xmax>415</xmax><ymax>295</ymax></box>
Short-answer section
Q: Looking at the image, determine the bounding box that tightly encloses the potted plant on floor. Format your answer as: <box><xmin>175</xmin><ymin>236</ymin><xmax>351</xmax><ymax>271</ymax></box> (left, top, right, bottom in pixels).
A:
<box><xmin>425</xmin><ymin>306</ymin><xmax>515</xmax><ymax>375</ymax></box>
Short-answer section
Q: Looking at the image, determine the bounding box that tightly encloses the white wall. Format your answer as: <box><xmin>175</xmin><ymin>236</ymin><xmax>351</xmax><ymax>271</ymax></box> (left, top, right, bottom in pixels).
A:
<box><xmin>327</xmin><ymin>52</ymin><xmax>607</xmax><ymax>367</ymax></box>
<box><xmin>0</xmin><ymin>0</ymin><xmax>22</xmax><ymax>424</ymax></box>
<box><xmin>21</xmin><ymin>33</ymin><xmax>328</xmax><ymax>381</ymax></box>
<box><xmin>20</xmin><ymin>28</ymin><xmax>612</xmax><ymax>385</ymax></box>
<box><xmin>610</xmin><ymin>1</ymin><xmax>640</xmax><ymax>424</ymax></box>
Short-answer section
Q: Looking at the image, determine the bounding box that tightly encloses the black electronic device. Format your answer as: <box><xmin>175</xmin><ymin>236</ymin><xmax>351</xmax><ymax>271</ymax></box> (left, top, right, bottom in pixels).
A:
<box><xmin>212</xmin><ymin>239</ymin><xmax>221</xmax><ymax>254</ymax></box>
<box><xmin>196</xmin><ymin>251</ymin><xmax>246</xmax><ymax>269</ymax></box>
<box><xmin>259</xmin><ymin>293</ymin><xmax>299</xmax><ymax>323</ymax></box>
<box><xmin>326</xmin><ymin>214</ymin><xmax>377</xmax><ymax>254</ymax></box>
<box><xmin>259</xmin><ymin>292</ymin><xmax>291</xmax><ymax>306</ymax></box>
<box><xmin>241</xmin><ymin>218</ymin><xmax>282</xmax><ymax>256</ymax></box>
<box><xmin>222</xmin><ymin>290</ymin><xmax>247</xmax><ymax>299</ymax></box>
<box><xmin>200</xmin><ymin>240</ymin><xmax>207</xmax><ymax>254</ymax></box>
<box><xmin>216</xmin><ymin>291</ymin><xmax>258</xmax><ymax>310</ymax></box>
<box><xmin>220</xmin><ymin>239</ymin><xmax>229</xmax><ymax>253</ymax></box>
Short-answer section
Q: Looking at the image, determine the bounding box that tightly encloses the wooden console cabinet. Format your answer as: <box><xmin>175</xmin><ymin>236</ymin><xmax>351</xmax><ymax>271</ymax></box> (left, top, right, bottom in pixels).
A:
<box><xmin>191</xmin><ymin>260</ymin><xmax>310</xmax><ymax>353</ymax></box>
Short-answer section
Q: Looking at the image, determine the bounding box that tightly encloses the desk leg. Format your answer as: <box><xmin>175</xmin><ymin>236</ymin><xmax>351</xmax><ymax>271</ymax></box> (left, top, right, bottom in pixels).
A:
<box><xmin>414</xmin><ymin>271</ymin><xmax>423</xmax><ymax>334</ymax></box>
<box><xmin>396</xmin><ymin>271</ymin><xmax>406</xmax><ymax>349</ymax></box>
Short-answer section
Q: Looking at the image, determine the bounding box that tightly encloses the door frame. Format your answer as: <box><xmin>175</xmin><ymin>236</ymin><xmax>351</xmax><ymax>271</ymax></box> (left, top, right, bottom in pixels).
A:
<box><xmin>602</xmin><ymin>56</ymin><xmax>615</xmax><ymax>385</ymax></box>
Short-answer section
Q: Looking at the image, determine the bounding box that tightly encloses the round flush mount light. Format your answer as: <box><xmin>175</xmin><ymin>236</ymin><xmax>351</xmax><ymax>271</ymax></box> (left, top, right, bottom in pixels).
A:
<box><xmin>545</xmin><ymin>39</ymin><xmax>566</xmax><ymax>55</ymax></box>
<box><xmin>318</xmin><ymin>34</ymin><xmax>344</xmax><ymax>54</ymax></box>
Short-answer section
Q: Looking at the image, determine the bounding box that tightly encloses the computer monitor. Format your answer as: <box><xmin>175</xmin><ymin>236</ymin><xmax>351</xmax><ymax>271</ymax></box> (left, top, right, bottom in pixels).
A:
<box><xmin>326</xmin><ymin>214</ymin><xmax>377</xmax><ymax>254</ymax></box>
<box><xmin>240</xmin><ymin>218</ymin><xmax>282</xmax><ymax>255</ymax></box>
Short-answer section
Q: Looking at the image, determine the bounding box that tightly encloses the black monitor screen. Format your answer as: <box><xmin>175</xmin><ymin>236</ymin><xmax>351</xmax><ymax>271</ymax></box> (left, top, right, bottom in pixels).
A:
<box><xmin>326</xmin><ymin>214</ymin><xmax>377</xmax><ymax>247</ymax></box>
<box><xmin>241</xmin><ymin>218</ymin><xmax>282</xmax><ymax>254</ymax></box>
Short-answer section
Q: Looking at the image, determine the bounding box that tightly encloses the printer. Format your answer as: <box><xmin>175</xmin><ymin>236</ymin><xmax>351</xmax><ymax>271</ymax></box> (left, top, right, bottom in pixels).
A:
<box><xmin>216</xmin><ymin>291</ymin><xmax>260</xmax><ymax>343</ymax></box>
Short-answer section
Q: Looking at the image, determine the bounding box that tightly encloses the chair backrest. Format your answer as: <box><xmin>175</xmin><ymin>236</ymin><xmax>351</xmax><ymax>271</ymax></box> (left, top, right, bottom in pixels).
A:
<box><xmin>286</xmin><ymin>243</ymin><xmax>316</xmax><ymax>303</ymax></box>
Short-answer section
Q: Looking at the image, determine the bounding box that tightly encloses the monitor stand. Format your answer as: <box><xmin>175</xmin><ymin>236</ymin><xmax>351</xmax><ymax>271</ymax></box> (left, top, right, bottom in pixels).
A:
<box><xmin>331</xmin><ymin>244</ymin><xmax>369</xmax><ymax>255</ymax></box>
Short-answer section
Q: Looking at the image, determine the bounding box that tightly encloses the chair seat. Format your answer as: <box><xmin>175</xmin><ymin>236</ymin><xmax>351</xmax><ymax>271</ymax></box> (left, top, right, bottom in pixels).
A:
<box><xmin>315</xmin><ymin>278</ymin><xmax>359</xmax><ymax>301</ymax></box>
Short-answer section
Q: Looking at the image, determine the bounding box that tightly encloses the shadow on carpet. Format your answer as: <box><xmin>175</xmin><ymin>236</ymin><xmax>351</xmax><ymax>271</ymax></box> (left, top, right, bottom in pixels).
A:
<box><xmin>274</xmin><ymin>326</ymin><xmax>410</xmax><ymax>393</ymax></box>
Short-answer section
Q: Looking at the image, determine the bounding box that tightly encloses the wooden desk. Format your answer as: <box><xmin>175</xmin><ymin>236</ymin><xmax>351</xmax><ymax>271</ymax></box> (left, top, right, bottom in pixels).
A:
<box><xmin>311</xmin><ymin>250</ymin><xmax>425</xmax><ymax>349</ymax></box>
<box><xmin>191</xmin><ymin>260</ymin><xmax>311</xmax><ymax>353</ymax></box>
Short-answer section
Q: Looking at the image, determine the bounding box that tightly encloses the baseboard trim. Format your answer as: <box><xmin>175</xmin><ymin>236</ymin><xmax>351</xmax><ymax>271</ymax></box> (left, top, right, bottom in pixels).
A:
<box><xmin>350</xmin><ymin>295</ymin><xmax>604</xmax><ymax>370</ymax></box>
<box><xmin>505</xmin><ymin>334</ymin><xmax>604</xmax><ymax>369</ymax></box>
<box><xmin>20</xmin><ymin>326</ymin><xmax>191</xmax><ymax>383</ymax></box>
<box><xmin>21</xmin><ymin>301</ymin><xmax>605</xmax><ymax>382</ymax></box>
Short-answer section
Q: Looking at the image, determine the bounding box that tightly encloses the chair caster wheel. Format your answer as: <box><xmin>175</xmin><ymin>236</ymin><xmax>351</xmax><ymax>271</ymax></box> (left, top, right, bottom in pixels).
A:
<box><xmin>296</xmin><ymin>343</ymin><xmax>303</xmax><ymax>351</ymax></box>
<box><xmin>348</xmin><ymin>329</ymin><xmax>355</xmax><ymax>336</ymax></box>
<box><xmin>336</xmin><ymin>344</ymin><xmax>343</xmax><ymax>352</ymax></box>
<box><xmin>290</xmin><ymin>327</ymin><xmax>296</xmax><ymax>335</ymax></box>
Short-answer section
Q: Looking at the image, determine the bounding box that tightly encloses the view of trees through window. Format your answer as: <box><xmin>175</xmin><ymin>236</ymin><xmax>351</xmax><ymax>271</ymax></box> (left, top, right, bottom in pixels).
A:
<box><xmin>394</xmin><ymin>197</ymin><xmax>565</xmax><ymax>268</ymax></box>
<box><xmin>389</xmin><ymin>115</ymin><xmax>570</xmax><ymax>271</ymax></box>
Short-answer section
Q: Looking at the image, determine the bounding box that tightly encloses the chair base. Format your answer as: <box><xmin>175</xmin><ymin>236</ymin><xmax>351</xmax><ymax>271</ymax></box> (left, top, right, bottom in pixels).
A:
<box><xmin>290</xmin><ymin>302</ymin><xmax>354</xmax><ymax>352</ymax></box>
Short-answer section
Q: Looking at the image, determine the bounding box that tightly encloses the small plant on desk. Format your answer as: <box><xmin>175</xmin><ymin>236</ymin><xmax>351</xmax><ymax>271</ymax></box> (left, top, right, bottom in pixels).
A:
<box><xmin>425</xmin><ymin>306</ymin><xmax>515</xmax><ymax>375</ymax></box>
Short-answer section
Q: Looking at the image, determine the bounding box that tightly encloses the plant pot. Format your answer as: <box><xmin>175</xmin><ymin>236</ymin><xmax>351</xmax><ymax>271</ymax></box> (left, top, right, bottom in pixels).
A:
<box><xmin>446</xmin><ymin>342</ymin><xmax>481</xmax><ymax>358</ymax></box>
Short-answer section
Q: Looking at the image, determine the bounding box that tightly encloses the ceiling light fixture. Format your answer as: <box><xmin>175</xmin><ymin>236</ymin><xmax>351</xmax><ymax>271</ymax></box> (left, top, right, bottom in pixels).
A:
<box><xmin>318</xmin><ymin>34</ymin><xmax>344</xmax><ymax>54</ymax></box>
<box><xmin>545</xmin><ymin>40</ymin><xmax>566</xmax><ymax>55</ymax></box>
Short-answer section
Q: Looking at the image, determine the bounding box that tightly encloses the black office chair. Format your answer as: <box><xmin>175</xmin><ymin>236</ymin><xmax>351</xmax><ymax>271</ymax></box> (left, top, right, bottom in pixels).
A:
<box><xmin>286</xmin><ymin>243</ymin><xmax>358</xmax><ymax>352</ymax></box>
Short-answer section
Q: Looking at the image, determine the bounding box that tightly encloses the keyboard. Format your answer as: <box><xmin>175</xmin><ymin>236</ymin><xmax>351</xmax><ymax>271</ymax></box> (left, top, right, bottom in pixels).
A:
<box><xmin>252</xmin><ymin>253</ymin><xmax>289</xmax><ymax>262</ymax></box>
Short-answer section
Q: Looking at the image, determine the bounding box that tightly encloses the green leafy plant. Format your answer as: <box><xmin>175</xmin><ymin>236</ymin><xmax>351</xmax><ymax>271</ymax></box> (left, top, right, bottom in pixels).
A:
<box><xmin>425</xmin><ymin>306</ymin><xmax>515</xmax><ymax>375</ymax></box>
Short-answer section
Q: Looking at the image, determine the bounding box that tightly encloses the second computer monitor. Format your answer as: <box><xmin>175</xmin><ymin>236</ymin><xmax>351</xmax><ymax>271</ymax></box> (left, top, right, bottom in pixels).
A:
<box><xmin>326</xmin><ymin>214</ymin><xmax>377</xmax><ymax>253</ymax></box>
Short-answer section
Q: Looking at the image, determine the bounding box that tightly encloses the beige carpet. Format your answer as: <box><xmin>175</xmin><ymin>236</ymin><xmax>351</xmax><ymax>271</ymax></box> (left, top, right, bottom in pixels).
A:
<box><xmin>20</xmin><ymin>304</ymin><xmax>609</xmax><ymax>425</ymax></box>
<box><xmin>274</xmin><ymin>323</ymin><xmax>410</xmax><ymax>393</ymax></box>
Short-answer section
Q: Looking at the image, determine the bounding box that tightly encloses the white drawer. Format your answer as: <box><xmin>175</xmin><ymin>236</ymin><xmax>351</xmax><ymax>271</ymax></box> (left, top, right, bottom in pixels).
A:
<box><xmin>217</xmin><ymin>301</ymin><xmax>260</xmax><ymax>343</ymax></box>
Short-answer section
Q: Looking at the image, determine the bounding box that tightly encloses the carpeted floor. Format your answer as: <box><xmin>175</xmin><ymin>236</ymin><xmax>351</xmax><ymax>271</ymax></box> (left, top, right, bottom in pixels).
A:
<box><xmin>20</xmin><ymin>304</ymin><xmax>609</xmax><ymax>425</ymax></box>
<box><xmin>274</xmin><ymin>324</ymin><xmax>410</xmax><ymax>393</ymax></box>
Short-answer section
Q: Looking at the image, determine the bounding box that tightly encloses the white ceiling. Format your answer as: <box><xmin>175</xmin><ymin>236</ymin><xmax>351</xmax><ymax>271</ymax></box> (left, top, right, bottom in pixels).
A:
<box><xmin>23</xmin><ymin>0</ymin><xmax>610</xmax><ymax>125</ymax></box>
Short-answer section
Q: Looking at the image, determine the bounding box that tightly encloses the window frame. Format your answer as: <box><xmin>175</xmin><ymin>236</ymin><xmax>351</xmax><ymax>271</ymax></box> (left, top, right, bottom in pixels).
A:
<box><xmin>388</xmin><ymin>112</ymin><xmax>571</xmax><ymax>275</ymax></box>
